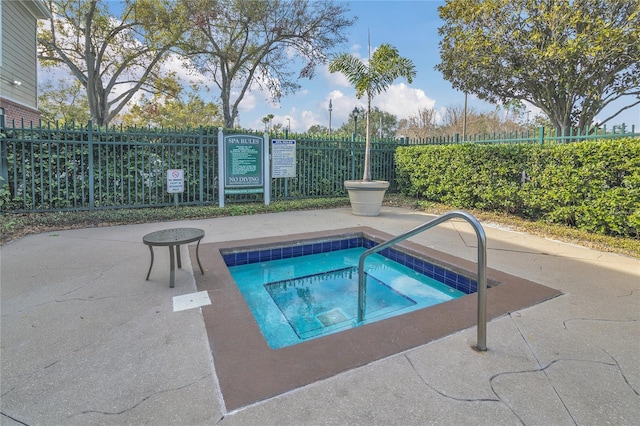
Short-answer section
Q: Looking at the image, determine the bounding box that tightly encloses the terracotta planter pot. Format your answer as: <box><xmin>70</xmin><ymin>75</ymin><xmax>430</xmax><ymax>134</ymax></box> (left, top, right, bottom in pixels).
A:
<box><xmin>344</xmin><ymin>180</ymin><xmax>390</xmax><ymax>216</ymax></box>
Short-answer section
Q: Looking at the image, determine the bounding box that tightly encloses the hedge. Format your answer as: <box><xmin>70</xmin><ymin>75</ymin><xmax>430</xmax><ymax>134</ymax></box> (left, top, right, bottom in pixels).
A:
<box><xmin>395</xmin><ymin>139</ymin><xmax>640</xmax><ymax>238</ymax></box>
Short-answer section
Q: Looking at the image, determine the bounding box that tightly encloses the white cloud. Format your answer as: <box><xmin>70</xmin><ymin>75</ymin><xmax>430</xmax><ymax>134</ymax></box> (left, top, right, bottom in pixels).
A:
<box><xmin>261</xmin><ymin>107</ymin><xmax>318</xmax><ymax>133</ymax></box>
<box><xmin>161</xmin><ymin>53</ymin><xmax>206</xmax><ymax>86</ymax></box>
<box><xmin>321</xmin><ymin>63</ymin><xmax>351</xmax><ymax>87</ymax></box>
<box><xmin>237</xmin><ymin>91</ymin><xmax>258</xmax><ymax>112</ymax></box>
<box><xmin>285</xmin><ymin>45</ymin><xmax>298</xmax><ymax>59</ymax></box>
<box><xmin>375</xmin><ymin>83</ymin><xmax>435</xmax><ymax>120</ymax></box>
<box><xmin>435</xmin><ymin>106</ymin><xmax>447</xmax><ymax>125</ymax></box>
<box><xmin>315</xmin><ymin>84</ymin><xmax>436</xmax><ymax>126</ymax></box>
<box><xmin>263</xmin><ymin>110</ymin><xmax>296</xmax><ymax>131</ymax></box>
<box><xmin>300</xmin><ymin>110</ymin><xmax>320</xmax><ymax>131</ymax></box>
<box><xmin>323</xmin><ymin>90</ymin><xmax>364</xmax><ymax>124</ymax></box>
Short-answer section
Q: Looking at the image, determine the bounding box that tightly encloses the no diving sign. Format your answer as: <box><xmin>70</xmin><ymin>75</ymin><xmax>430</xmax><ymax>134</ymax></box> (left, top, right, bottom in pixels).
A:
<box><xmin>167</xmin><ymin>169</ymin><xmax>184</xmax><ymax>193</ymax></box>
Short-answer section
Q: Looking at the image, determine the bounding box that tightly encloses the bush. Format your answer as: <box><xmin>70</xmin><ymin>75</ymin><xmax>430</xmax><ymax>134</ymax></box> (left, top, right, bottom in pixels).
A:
<box><xmin>395</xmin><ymin>139</ymin><xmax>640</xmax><ymax>238</ymax></box>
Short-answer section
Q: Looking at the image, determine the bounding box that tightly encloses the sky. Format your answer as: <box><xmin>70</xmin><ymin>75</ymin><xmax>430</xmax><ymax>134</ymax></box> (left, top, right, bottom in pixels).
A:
<box><xmin>238</xmin><ymin>0</ymin><xmax>640</xmax><ymax>133</ymax></box>
<box><xmin>244</xmin><ymin>0</ymin><xmax>450</xmax><ymax>133</ymax></box>
<box><xmin>40</xmin><ymin>0</ymin><xmax>640</xmax><ymax>132</ymax></box>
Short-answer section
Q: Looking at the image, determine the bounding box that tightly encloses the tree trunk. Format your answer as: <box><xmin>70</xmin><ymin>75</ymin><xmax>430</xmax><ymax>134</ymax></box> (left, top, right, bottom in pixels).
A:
<box><xmin>362</xmin><ymin>95</ymin><xmax>372</xmax><ymax>181</ymax></box>
<box><xmin>221</xmin><ymin>88</ymin><xmax>231</xmax><ymax>128</ymax></box>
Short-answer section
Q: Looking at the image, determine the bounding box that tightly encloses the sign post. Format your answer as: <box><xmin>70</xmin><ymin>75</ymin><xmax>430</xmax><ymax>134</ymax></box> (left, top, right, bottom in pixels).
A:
<box><xmin>167</xmin><ymin>169</ymin><xmax>184</xmax><ymax>206</ymax></box>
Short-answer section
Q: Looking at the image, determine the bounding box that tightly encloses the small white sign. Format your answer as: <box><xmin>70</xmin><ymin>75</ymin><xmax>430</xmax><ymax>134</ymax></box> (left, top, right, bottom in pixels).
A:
<box><xmin>167</xmin><ymin>169</ymin><xmax>184</xmax><ymax>193</ymax></box>
<box><xmin>271</xmin><ymin>139</ymin><xmax>296</xmax><ymax>178</ymax></box>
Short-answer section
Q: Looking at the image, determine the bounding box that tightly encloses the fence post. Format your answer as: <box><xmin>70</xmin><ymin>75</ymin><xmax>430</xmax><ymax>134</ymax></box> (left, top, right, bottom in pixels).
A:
<box><xmin>538</xmin><ymin>126</ymin><xmax>544</xmax><ymax>145</ymax></box>
<box><xmin>88</xmin><ymin>120</ymin><xmax>95</xmax><ymax>210</ymax></box>
<box><xmin>0</xmin><ymin>114</ymin><xmax>8</xmax><ymax>189</ymax></box>
<box><xmin>218</xmin><ymin>127</ymin><xmax>224</xmax><ymax>207</ymax></box>
<box><xmin>198</xmin><ymin>126</ymin><xmax>204</xmax><ymax>205</ymax></box>
<box><xmin>350</xmin><ymin>138</ymin><xmax>356</xmax><ymax>180</ymax></box>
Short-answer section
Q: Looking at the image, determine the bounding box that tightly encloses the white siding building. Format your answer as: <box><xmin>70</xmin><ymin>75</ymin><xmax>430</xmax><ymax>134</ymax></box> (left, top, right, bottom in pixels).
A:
<box><xmin>0</xmin><ymin>0</ymin><xmax>51</xmax><ymax>125</ymax></box>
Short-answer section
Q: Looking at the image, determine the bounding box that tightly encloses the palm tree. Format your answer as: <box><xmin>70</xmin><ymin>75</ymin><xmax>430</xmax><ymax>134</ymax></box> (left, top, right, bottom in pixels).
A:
<box><xmin>262</xmin><ymin>114</ymin><xmax>274</xmax><ymax>132</ymax></box>
<box><xmin>329</xmin><ymin>43</ymin><xmax>415</xmax><ymax>181</ymax></box>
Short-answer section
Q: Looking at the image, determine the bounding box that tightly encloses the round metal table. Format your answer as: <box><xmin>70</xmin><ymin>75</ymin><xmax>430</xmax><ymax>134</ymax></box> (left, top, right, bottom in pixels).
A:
<box><xmin>142</xmin><ymin>228</ymin><xmax>205</xmax><ymax>288</ymax></box>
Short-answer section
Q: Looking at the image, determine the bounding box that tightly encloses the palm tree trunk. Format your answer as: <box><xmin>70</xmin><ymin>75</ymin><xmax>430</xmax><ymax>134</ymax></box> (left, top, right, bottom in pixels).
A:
<box><xmin>363</xmin><ymin>96</ymin><xmax>372</xmax><ymax>181</ymax></box>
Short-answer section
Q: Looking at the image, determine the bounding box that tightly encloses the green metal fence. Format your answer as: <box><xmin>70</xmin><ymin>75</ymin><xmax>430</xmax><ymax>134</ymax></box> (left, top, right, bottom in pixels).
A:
<box><xmin>0</xmin><ymin>119</ymin><xmax>409</xmax><ymax>212</ymax></box>
<box><xmin>271</xmin><ymin>137</ymin><xmax>404</xmax><ymax>199</ymax></box>
<box><xmin>1</xmin><ymin>120</ymin><xmax>218</xmax><ymax>212</ymax></box>
<box><xmin>399</xmin><ymin>124</ymin><xmax>637</xmax><ymax>145</ymax></box>
<box><xmin>1</xmin><ymin>117</ymin><xmax>637</xmax><ymax>213</ymax></box>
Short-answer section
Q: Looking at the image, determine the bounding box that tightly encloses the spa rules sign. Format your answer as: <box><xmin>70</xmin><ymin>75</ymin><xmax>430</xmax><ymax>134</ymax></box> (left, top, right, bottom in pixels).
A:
<box><xmin>218</xmin><ymin>131</ymin><xmax>270</xmax><ymax>207</ymax></box>
<box><xmin>224</xmin><ymin>135</ymin><xmax>263</xmax><ymax>188</ymax></box>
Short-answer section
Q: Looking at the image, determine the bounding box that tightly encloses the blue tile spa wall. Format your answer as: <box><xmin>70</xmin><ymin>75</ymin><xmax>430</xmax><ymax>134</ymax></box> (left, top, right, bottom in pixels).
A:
<box><xmin>222</xmin><ymin>237</ymin><xmax>477</xmax><ymax>294</ymax></box>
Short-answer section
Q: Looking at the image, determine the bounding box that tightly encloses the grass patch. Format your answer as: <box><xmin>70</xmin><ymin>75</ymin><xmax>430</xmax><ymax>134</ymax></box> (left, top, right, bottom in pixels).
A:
<box><xmin>0</xmin><ymin>198</ymin><xmax>349</xmax><ymax>245</ymax></box>
<box><xmin>1</xmin><ymin>195</ymin><xmax>638</xmax><ymax>259</ymax></box>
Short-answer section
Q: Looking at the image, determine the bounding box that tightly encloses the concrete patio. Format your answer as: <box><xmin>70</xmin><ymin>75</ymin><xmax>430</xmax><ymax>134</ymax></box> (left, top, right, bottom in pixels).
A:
<box><xmin>1</xmin><ymin>207</ymin><xmax>638</xmax><ymax>425</ymax></box>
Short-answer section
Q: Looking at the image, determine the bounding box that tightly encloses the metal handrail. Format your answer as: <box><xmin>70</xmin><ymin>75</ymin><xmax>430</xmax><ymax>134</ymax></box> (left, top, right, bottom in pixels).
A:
<box><xmin>357</xmin><ymin>210</ymin><xmax>488</xmax><ymax>351</ymax></box>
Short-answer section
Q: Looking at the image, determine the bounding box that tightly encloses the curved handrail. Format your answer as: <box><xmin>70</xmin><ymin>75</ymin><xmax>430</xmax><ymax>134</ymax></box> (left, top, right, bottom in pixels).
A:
<box><xmin>357</xmin><ymin>210</ymin><xmax>488</xmax><ymax>351</ymax></box>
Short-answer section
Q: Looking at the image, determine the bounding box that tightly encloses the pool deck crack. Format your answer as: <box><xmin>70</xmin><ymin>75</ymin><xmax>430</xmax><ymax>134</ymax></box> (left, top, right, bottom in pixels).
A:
<box><xmin>616</xmin><ymin>288</ymin><xmax>640</xmax><ymax>298</ymax></box>
<box><xmin>2</xmin><ymin>341</ymin><xmax>94</xmax><ymax>385</ymax></box>
<box><xmin>450</xmin><ymin>221</ymin><xmax>548</xmax><ymax>256</ymax></box>
<box><xmin>2</xmin><ymin>291</ymin><xmax>153</xmax><ymax>318</ymax></box>
<box><xmin>562</xmin><ymin>317</ymin><xmax>638</xmax><ymax>330</ymax></box>
<box><xmin>509</xmin><ymin>312</ymin><xmax>578</xmax><ymax>425</ymax></box>
<box><xmin>0</xmin><ymin>411</ymin><xmax>31</xmax><ymax>426</ymax></box>
<box><xmin>2</xmin><ymin>302</ymin><xmax>155</xmax><ymax>384</ymax></box>
<box><xmin>69</xmin><ymin>374</ymin><xmax>212</xmax><ymax>420</ymax></box>
<box><xmin>403</xmin><ymin>311</ymin><xmax>639</xmax><ymax>426</ymax></box>
<box><xmin>562</xmin><ymin>316</ymin><xmax>640</xmax><ymax>397</ymax></box>
<box><xmin>403</xmin><ymin>354</ymin><xmax>524</xmax><ymax>420</ymax></box>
